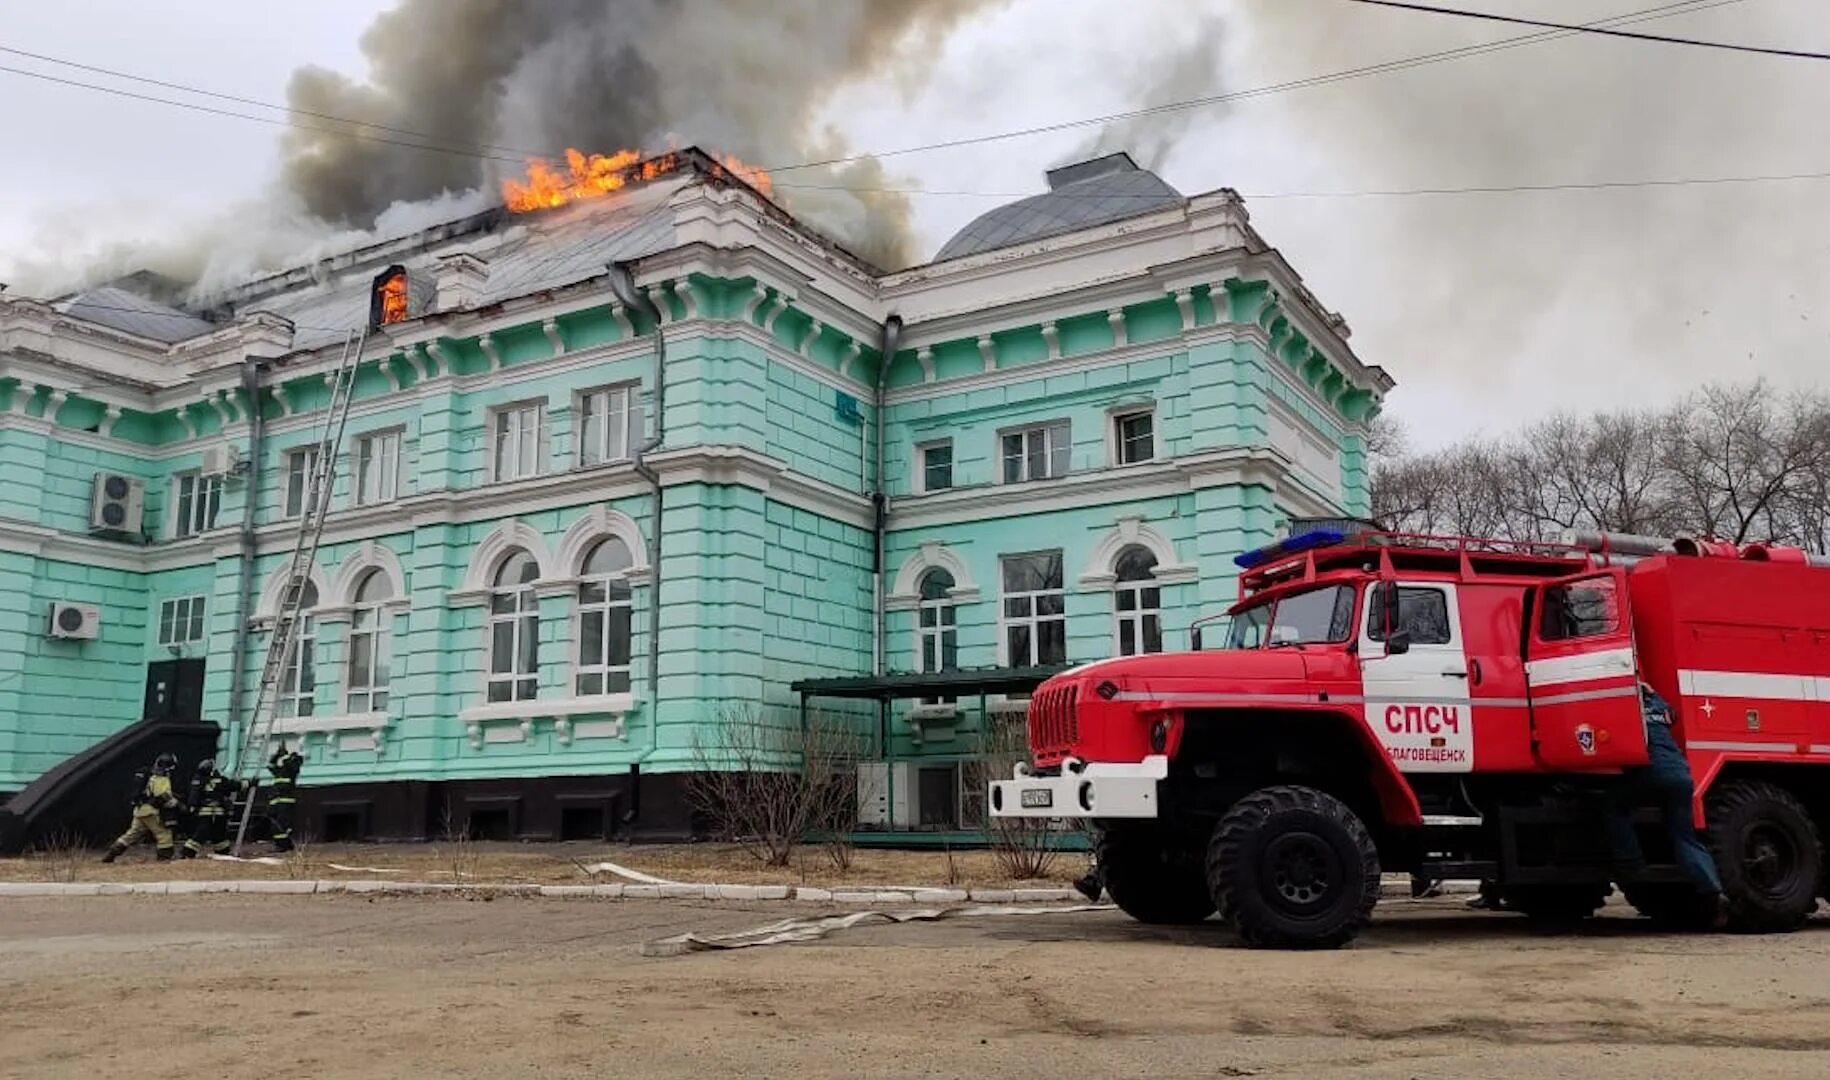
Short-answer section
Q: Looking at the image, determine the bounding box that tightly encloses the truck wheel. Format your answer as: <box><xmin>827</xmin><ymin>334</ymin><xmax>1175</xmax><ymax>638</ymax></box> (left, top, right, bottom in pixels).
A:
<box><xmin>1622</xmin><ymin>883</ymin><xmax>1720</xmax><ymax>929</ymax></box>
<box><xmin>1096</xmin><ymin>824</ymin><xmax>1215</xmax><ymax>925</ymax></box>
<box><xmin>1503</xmin><ymin>883</ymin><xmax>1610</xmax><ymax>924</ymax></box>
<box><xmin>1207</xmin><ymin>785</ymin><xmax>1380</xmax><ymax>949</ymax></box>
<box><xmin>1706</xmin><ymin>781</ymin><xmax>1822</xmax><ymax>932</ymax></box>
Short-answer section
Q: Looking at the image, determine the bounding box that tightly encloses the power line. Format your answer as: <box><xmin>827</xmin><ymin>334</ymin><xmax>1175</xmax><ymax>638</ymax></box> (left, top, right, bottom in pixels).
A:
<box><xmin>0</xmin><ymin>43</ymin><xmax>549</xmax><ymax>162</ymax></box>
<box><xmin>1339</xmin><ymin>0</ymin><xmax>1830</xmax><ymax>61</ymax></box>
<box><xmin>0</xmin><ymin>0</ymin><xmax>1739</xmax><ymax>181</ymax></box>
<box><xmin>0</xmin><ymin>63</ymin><xmax>529</xmax><ymax>166</ymax></box>
<box><xmin>763</xmin><ymin>0</ymin><xmax>1746</xmax><ymax>173</ymax></box>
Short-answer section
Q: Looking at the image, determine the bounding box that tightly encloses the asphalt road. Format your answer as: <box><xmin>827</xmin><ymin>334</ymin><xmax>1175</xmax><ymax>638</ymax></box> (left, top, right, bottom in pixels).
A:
<box><xmin>2</xmin><ymin>895</ymin><xmax>1828</xmax><ymax>1079</ymax></box>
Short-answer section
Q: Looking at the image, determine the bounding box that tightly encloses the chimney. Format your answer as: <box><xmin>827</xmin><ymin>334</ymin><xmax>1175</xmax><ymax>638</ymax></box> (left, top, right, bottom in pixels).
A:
<box><xmin>435</xmin><ymin>252</ymin><xmax>489</xmax><ymax>312</ymax></box>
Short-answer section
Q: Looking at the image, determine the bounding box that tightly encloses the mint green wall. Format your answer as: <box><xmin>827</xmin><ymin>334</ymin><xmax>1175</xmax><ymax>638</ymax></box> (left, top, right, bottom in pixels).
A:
<box><xmin>0</xmin><ymin>270</ymin><xmax>1374</xmax><ymax>797</ymax></box>
<box><xmin>0</xmin><ymin>552</ymin><xmax>150</xmax><ymax>789</ymax></box>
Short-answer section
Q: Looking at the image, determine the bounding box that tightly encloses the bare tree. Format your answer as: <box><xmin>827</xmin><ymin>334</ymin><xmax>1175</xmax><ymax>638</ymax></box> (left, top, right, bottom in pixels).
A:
<box><xmin>969</xmin><ymin>715</ymin><xmax>1063</xmax><ymax>881</ymax></box>
<box><xmin>687</xmin><ymin>705</ymin><xmax>866</xmax><ymax>868</ymax></box>
<box><xmin>1369</xmin><ymin>378</ymin><xmax>1830</xmax><ymax>550</ymax></box>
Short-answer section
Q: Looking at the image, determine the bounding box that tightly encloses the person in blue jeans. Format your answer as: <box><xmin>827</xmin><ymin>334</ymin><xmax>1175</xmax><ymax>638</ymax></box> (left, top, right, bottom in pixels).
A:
<box><xmin>1607</xmin><ymin>682</ymin><xmax>1724</xmax><ymax>904</ymax></box>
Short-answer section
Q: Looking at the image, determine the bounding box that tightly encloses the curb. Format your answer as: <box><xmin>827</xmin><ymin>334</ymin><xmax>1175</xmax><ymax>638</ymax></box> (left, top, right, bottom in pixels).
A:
<box><xmin>0</xmin><ymin>879</ymin><xmax>1479</xmax><ymax>902</ymax></box>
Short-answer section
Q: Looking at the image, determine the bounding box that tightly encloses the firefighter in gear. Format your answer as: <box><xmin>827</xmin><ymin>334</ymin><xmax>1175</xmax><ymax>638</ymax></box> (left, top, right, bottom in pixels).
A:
<box><xmin>101</xmin><ymin>752</ymin><xmax>181</xmax><ymax>862</ymax></box>
<box><xmin>267</xmin><ymin>743</ymin><xmax>303</xmax><ymax>852</ymax></box>
<box><xmin>181</xmin><ymin>758</ymin><xmax>240</xmax><ymax>858</ymax></box>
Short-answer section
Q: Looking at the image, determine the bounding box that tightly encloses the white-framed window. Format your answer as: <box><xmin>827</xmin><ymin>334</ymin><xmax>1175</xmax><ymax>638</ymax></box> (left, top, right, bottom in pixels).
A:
<box><xmin>575</xmin><ymin>538</ymin><xmax>635</xmax><ymax>696</ymax></box>
<box><xmin>1000</xmin><ymin>421</ymin><xmax>1070</xmax><ymax>484</ymax></box>
<box><xmin>276</xmin><ymin>582</ymin><xmax>319</xmax><ymax>719</ymax></box>
<box><xmin>1113</xmin><ymin>545</ymin><xmax>1163</xmax><ymax>656</ymax></box>
<box><xmin>917</xmin><ymin>440</ymin><xmax>954</xmax><ymax>493</ymax></box>
<box><xmin>344</xmin><ymin>570</ymin><xmax>392</xmax><ymax>713</ymax></box>
<box><xmin>353</xmin><ymin>429</ymin><xmax>402</xmax><ymax>506</ymax></box>
<box><xmin>1114</xmin><ymin>408</ymin><xmax>1156</xmax><ymax>466</ymax></box>
<box><xmin>486</xmin><ymin>549</ymin><xmax>541</xmax><ymax>703</ymax></box>
<box><xmin>283</xmin><ymin>447</ymin><xmax>320</xmax><ymax>518</ymax></box>
<box><xmin>158</xmin><ymin>596</ymin><xmax>207</xmax><ymax>647</ymax></box>
<box><xmin>490</xmin><ymin>401</ymin><xmax>547</xmax><ymax>482</ymax></box>
<box><xmin>1001</xmin><ymin>551</ymin><xmax>1066</xmax><ymax>666</ymax></box>
<box><xmin>917</xmin><ymin>568</ymin><xmax>959</xmax><ymax>706</ymax></box>
<box><xmin>577</xmin><ymin>384</ymin><xmax>642</xmax><ymax>467</ymax></box>
<box><xmin>172</xmin><ymin>471</ymin><xmax>221</xmax><ymax>538</ymax></box>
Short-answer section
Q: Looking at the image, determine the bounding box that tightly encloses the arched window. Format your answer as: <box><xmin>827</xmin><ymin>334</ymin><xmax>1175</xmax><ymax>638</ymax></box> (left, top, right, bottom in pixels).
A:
<box><xmin>345</xmin><ymin>570</ymin><xmax>393</xmax><ymax>713</ymax></box>
<box><xmin>917</xmin><ymin>569</ymin><xmax>958</xmax><ymax>674</ymax></box>
<box><xmin>1113</xmin><ymin>546</ymin><xmax>1162</xmax><ymax>656</ymax></box>
<box><xmin>277</xmin><ymin>582</ymin><xmax>320</xmax><ymax>718</ymax></box>
<box><xmin>487</xmin><ymin>550</ymin><xmax>541</xmax><ymax>703</ymax></box>
<box><xmin>576</xmin><ymin>537</ymin><xmax>634</xmax><ymax>696</ymax></box>
<box><xmin>917</xmin><ymin>568</ymin><xmax>958</xmax><ymax>706</ymax></box>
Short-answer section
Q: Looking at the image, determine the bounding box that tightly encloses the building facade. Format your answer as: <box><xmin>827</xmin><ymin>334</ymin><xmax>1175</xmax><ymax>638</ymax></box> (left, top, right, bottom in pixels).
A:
<box><xmin>0</xmin><ymin>150</ymin><xmax>1390</xmax><ymax>839</ymax></box>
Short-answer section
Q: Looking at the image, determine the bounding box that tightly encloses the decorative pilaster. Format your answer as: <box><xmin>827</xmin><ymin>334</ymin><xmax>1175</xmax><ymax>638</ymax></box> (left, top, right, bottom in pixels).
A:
<box><xmin>1173</xmin><ymin>288</ymin><xmax>1195</xmax><ymax>332</ymax></box>
<box><xmin>542</xmin><ymin>318</ymin><xmax>566</xmax><ymax>356</ymax></box>
<box><xmin>1041</xmin><ymin>321</ymin><xmax>1061</xmax><ymax>360</ymax></box>
<box><xmin>916</xmin><ymin>347</ymin><xmax>935</xmax><ymax>383</ymax></box>
<box><xmin>479</xmin><ymin>334</ymin><xmax>504</xmax><ymax>371</ymax></box>
<box><xmin>977</xmin><ymin>335</ymin><xmax>996</xmax><ymax>372</ymax></box>
<box><xmin>799</xmin><ymin>318</ymin><xmax>823</xmax><ymax>359</ymax></box>
<box><xmin>1107</xmin><ymin>309</ymin><xmax>1128</xmax><ymax>347</ymax></box>
<box><xmin>838</xmin><ymin>340</ymin><xmax>862</xmax><ymax>379</ymax></box>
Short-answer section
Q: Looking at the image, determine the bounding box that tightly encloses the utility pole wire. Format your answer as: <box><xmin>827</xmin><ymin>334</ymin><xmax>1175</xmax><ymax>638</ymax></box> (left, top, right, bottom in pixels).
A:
<box><xmin>1340</xmin><ymin>0</ymin><xmax>1830</xmax><ymax>61</ymax></box>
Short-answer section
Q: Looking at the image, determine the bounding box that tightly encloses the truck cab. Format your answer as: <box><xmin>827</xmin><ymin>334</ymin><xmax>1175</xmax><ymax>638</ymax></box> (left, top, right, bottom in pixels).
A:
<box><xmin>990</xmin><ymin>529</ymin><xmax>1829</xmax><ymax>948</ymax></box>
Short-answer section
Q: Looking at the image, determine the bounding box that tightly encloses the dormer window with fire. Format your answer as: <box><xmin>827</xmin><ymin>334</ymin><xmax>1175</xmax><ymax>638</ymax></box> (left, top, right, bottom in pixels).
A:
<box><xmin>371</xmin><ymin>265</ymin><xmax>409</xmax><ymax>328</ymax></box>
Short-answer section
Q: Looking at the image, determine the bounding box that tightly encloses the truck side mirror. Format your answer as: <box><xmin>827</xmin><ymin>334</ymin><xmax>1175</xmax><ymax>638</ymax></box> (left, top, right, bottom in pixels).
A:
<box><xmin>1385</xmin><ymin>629</ymin><xmax>1412</xmax><ymax>656</ymax></box>
<box><xmin>1190</xmin><ymin>628</ymin><xmax>1204</xmax><ymax>651</ymax></box>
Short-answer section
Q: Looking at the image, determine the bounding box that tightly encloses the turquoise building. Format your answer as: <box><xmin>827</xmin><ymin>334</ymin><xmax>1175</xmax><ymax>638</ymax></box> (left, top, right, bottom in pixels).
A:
<box><xmin>0</xmin><ymin>150</ymin><xmax>1390</xmax><ymax>839</ymax></box>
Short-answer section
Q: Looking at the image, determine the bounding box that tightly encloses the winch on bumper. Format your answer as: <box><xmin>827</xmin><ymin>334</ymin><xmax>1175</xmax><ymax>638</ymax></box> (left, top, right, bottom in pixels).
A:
<box><xmin>987</xmin><ymin>755</ymin><xmax>1168</xmax><ymax>818</ymax></box>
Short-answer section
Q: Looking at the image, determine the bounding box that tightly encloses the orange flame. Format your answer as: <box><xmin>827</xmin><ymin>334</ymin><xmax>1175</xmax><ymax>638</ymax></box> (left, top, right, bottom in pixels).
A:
<box><xmin>379</xmin><ymin>271</ymin><xmax>408</xmax><ymax>325</ymax></box>
<box><xmin>502</xmin><ymin>148</ymin><xmax>774</xmax><ymax>213</ymax></box>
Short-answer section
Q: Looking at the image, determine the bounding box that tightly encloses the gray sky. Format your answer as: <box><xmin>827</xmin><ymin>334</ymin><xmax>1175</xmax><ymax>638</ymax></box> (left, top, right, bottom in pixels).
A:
<box><xmin>2</xmin><ymin>0</ymin><xmax>1826</xmax><ymax>448</ymax></box>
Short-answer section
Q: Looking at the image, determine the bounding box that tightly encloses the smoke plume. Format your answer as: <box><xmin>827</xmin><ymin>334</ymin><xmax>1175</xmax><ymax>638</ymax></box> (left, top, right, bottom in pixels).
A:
<box><xmin>281</xmin><ymin>0</ymin><xmax>1001</xmax><ymax>270</ymax></box>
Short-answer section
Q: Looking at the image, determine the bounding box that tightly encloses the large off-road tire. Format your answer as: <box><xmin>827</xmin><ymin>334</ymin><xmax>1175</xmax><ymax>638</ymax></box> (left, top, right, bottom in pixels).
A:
<box><xmin>1207</xmin><ymin>785</ymin><xmax>1380</xmax><ymax>950</ymax></box>
<box><xmin>1096</xmin><ymin>824</ymin><xmax>1216</xmax><ymax>925</ymax></box>
<box><xmin>1705</xmin><ymin>781</ymin><xmax>1822</xmax><ymax>933</ymax></box>
<box><xmin>1622</xmin><ymin>883</ymin><xmax>1720</xmax><ymax>929</ymax></box>
<box><xmin>1503</xmin><ymin>883</ymin><xmax>1611</xmax><ymax>925</ymax></box>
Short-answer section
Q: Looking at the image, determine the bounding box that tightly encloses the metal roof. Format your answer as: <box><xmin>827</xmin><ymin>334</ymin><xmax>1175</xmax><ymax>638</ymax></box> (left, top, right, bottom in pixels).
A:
<box><xmin>933</xmin><ymin>152</ymin><xmax>1184</xmax><ymax>262</ymax></box>
<box><xmin>55</xmin><ymin>286</ymin><xmax>220</xmax><ymax>344</ymax></box>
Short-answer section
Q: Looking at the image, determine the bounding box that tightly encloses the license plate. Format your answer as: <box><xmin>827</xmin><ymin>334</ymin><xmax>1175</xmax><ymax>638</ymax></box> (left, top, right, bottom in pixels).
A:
<box><xmin>1020</xmin><ymin>789</ymin><xmax>1053</xmax><ymax>809</ymax></box>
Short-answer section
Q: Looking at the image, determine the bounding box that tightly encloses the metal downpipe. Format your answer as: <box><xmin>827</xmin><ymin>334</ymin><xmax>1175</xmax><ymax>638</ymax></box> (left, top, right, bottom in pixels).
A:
<box><xmin>872</xmin><ymin>315</ymin><xmax>902</xmax><ymax>677</ymax></box>
<box><xmin>225</xmin><ymin>358</ymin><xmax>265</xmax><ymax>769</ymax></box>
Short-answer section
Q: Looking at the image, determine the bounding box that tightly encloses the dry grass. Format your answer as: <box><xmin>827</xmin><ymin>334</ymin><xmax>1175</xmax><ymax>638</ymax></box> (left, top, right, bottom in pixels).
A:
<box><xmin>0</xmin><ymin>841</ymin><xmax>1082</xmax><ymax>888</ymax></box>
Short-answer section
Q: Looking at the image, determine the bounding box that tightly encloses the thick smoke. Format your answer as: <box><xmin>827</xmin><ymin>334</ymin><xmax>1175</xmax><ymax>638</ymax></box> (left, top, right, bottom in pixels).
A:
<box><xmin>1062</xmin><ymin>8</ymin><xmax>1226</xmax><ymax>171</ymax></box>
<box><xmin>282</xmin><ymin>0</ymin><xmax>1001</xmax><ymax>270</ymax></box>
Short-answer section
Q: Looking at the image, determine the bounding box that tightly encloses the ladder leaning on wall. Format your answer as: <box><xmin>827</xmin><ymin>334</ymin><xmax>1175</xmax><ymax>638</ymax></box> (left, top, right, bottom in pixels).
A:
<box><xmin>230</xmin><ymin>326</ymin><xmax>368</xmax><ymax>854</ymax></box>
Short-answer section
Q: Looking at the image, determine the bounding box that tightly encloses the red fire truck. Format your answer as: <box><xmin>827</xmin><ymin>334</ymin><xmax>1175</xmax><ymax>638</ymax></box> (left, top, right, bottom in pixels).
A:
<box><xmin>989</xmin><ymin>527</ymin><xmax>1829</xmax><ymax>948</ymax></box>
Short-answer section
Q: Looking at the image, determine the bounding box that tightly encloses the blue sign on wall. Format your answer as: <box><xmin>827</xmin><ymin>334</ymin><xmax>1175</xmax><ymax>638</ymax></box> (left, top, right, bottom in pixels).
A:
<box><xmin>835</xmin><ymin>391</ymin><xmax>861</xmax><ymax>426</ymax></box>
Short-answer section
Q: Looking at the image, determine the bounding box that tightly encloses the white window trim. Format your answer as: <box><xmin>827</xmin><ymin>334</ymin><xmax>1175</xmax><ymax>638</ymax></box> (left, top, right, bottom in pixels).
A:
<box><xmin>914</xmin><ymin>439</ymin><xmax>954</xmax><ymax>495</ymax></box>
<box><xmin>282</xmin><ymin>446</ymin><xmax>321</xmax><ymax>519</ymax></box>
<box><xmin>342</xmin><ymin>599</ymin><xmax>392</xmax><ymax>714</ymax></box>
<box><xmin>157</xmin><ymin>595</ymin><xmax>208</xmax><ymax>647</ymax></box>
<box><xmin>488</xmin><ymin>399</ymin><xmax>549</xmax><ymax>484</ymax></box>
<box><xmin>1109</xmin><ymin>405</ymin><xmax>1158</xmax><ymax>468</ymax></box>
<box><xmin>276</xmin><ymin>612</ymin><xmax>318</xmax><ymax>719</ymax></box>
<box><xmin>1112</xmin><ymin>571</ymin><xmax>1164</xmax><ymax>657</ymax></box>
<box><xmin>485</xmin><ymin>575</ymin><xmax>541</xmax><ymax>703</ymax></box>
<box><xmin>573</xmin><ymin>569</ymin><xmax>636</xmax><ymax>698</ymax></box>
<box><xmin>350</xmin><ymin>427</ymin><xmax>406</xmax><ymax>509</ymax></box>
<box><xmin>997</xmin><ymin>550</ymin><xmax>1067</xmax><ymax>667</ymax></box>
<box><xmin>168</xmin><ymin>470</ymin><xmax>222</xmax><ymax>540</ymax></box>
<box><xmin>574</xmin><ymin>383</ymin><xmax>643</xmax><ymax>469</ymax></box>
<box><xmin>996</xmin><ymin>420</ymin><xmax>1071</xmax><ymax>485</ymax></box>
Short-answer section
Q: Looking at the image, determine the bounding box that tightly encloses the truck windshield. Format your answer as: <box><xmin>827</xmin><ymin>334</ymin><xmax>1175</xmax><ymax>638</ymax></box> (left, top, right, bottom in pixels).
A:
<box><xmin>1226</xmin><ymin>585</ymin><xmax>1357</xmax><ymax>649</ymax></box>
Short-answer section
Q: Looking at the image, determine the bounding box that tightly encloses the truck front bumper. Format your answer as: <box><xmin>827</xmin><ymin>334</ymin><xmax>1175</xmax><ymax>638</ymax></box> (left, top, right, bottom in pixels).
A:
<box><xmin>987</xmin><ymin>756</ymin><xmax>1168</xmax><ymax>819</ymax></box>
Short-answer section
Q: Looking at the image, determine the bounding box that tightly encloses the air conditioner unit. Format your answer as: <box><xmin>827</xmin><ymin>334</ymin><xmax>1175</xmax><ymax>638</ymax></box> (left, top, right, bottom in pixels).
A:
<box><xmin>47</xmin><ymin>602</ymin><xmax>100</xmax><ymax>640</ymax></box>
<box><xmin>89</xmin><ymin>472</ymin><xmax>145</xmax><ymax>535</ymax></box>
<box><xmin>199</xmin><ymin>443</ymin><xmax>242</xmax><ymax>476</ymax></box>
